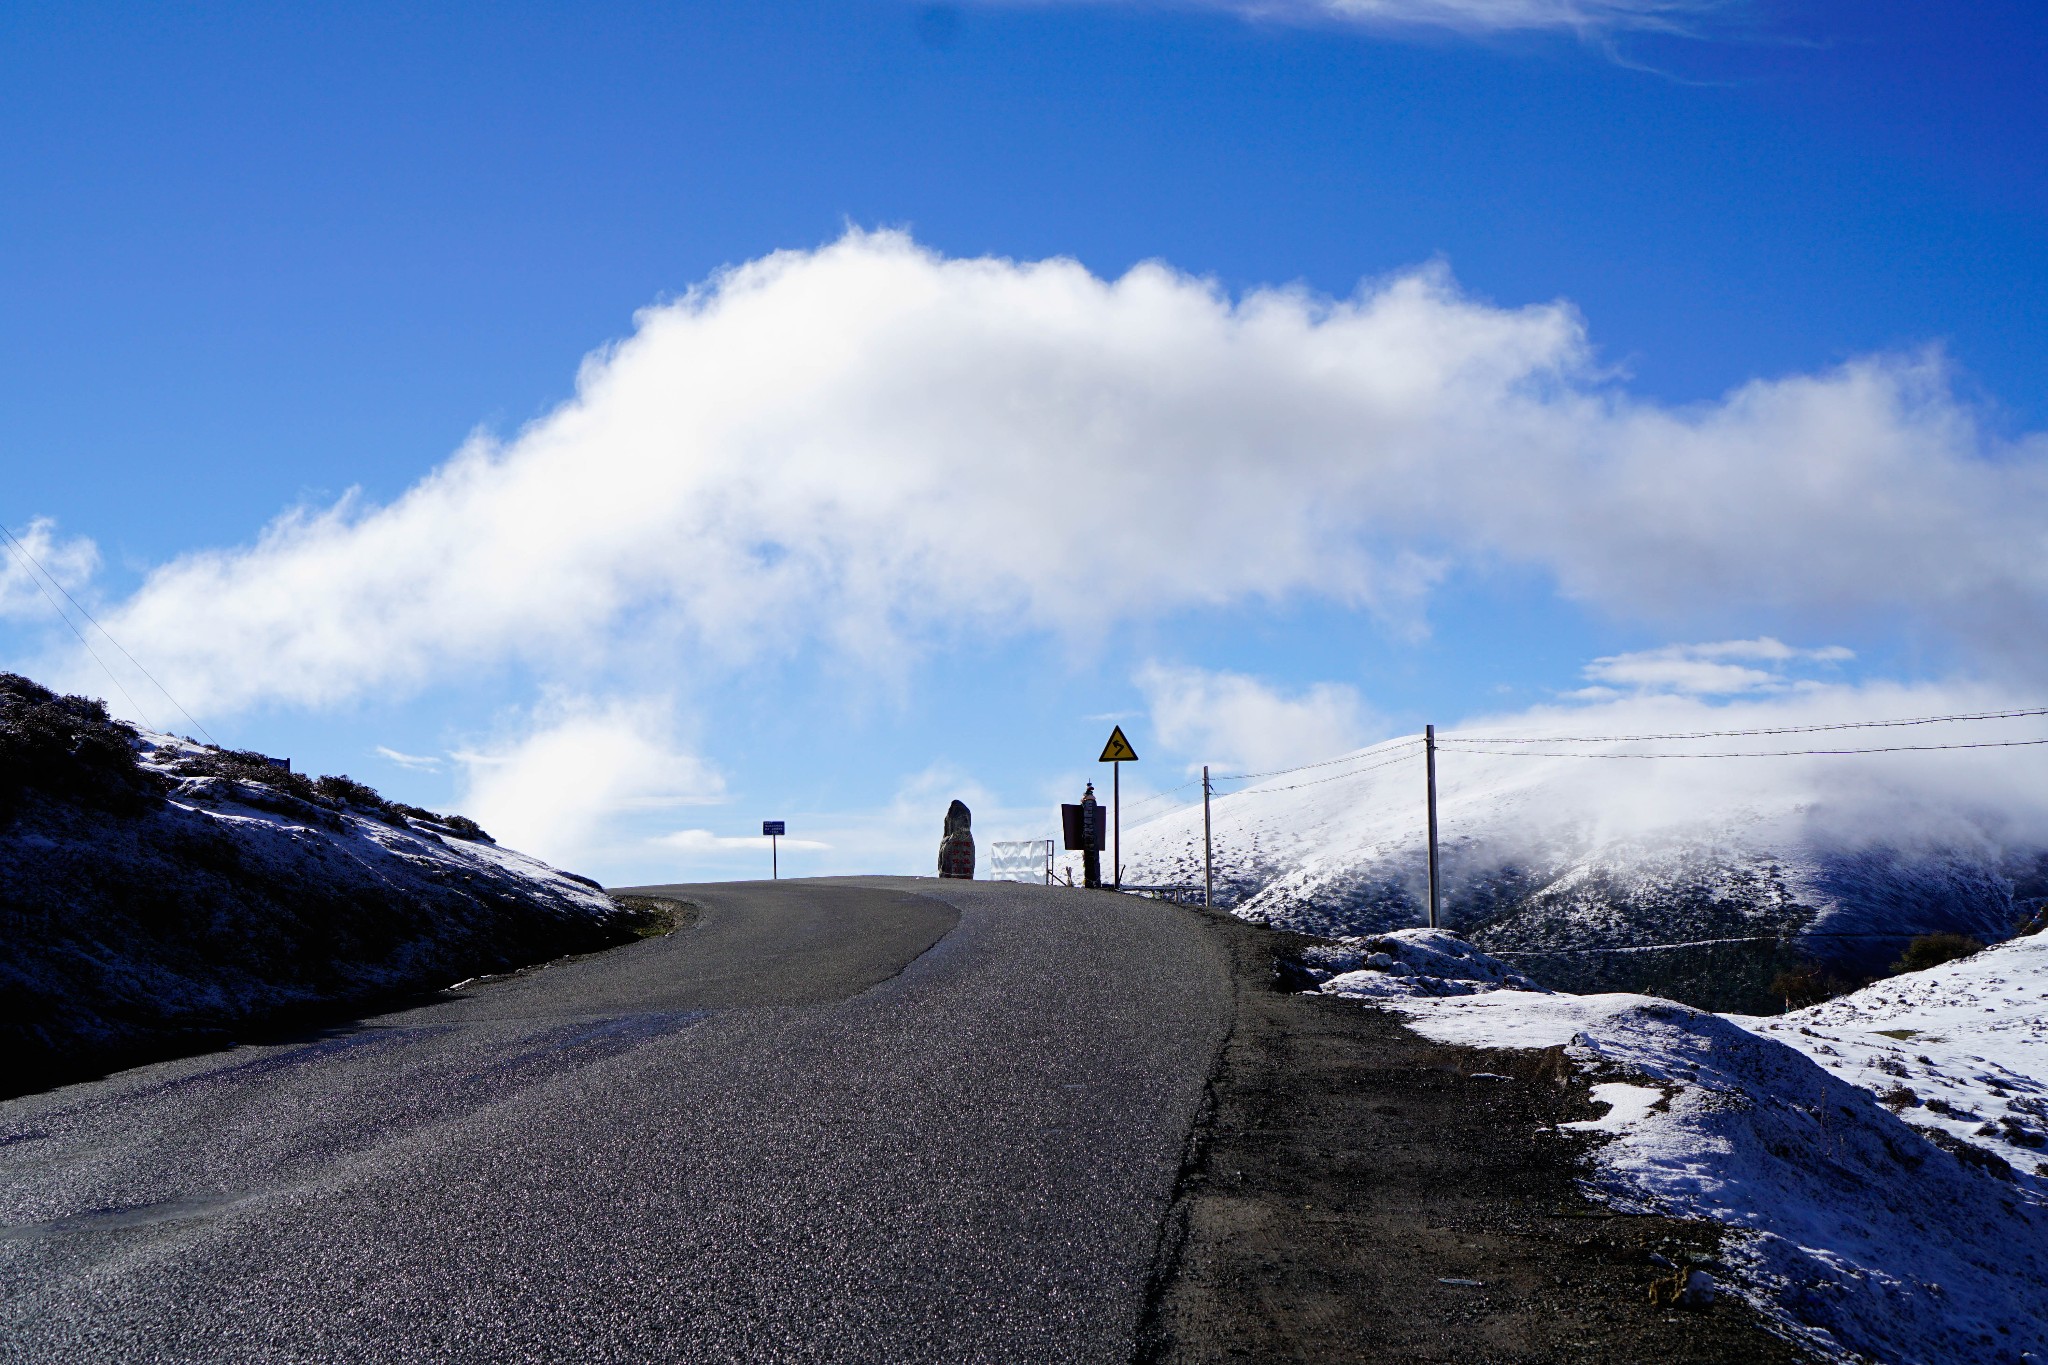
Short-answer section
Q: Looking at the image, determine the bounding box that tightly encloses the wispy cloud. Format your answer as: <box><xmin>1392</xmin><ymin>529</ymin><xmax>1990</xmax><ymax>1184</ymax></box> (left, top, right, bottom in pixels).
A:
<box><xmin>1581</xmin><ymin>638</ymin><xmax>1855</xmax><ymax>696</ymax></box>
<box><xmin>453</xmin><ymin>695</ymin><xmax>726</xmax><ymax>874</ymax></box>
<box><xmin>374</xmin><ymin>745</ymin><xmax>443</xmax><ymax>771</ymax></box>
<box><xmin>979</xmin><ymin>0</ymin><xmax>1736</xmax><ymax>36</ymax></box>
<box><xmin>657</xmin><ymin>829</ymin><xmax>832</xmax><ymax>852</ymax></box>
<box><xmin>1138</xmin><ymin>662</ymin><xmax>1376</xmax><ymax>772</ymax></box>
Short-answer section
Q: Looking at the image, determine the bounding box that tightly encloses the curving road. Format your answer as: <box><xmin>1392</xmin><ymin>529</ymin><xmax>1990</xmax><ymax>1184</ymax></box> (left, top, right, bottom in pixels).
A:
<box><xmin>0</xmin><ymin>878</ymin><xmax>1231</xmax><ymax>1363</ymax></box>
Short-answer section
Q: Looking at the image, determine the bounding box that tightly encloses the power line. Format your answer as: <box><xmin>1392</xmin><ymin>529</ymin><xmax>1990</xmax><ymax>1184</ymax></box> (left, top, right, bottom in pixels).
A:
<box><xmin>1440</xmin><ymin>705</ymin><xmax>2048</xmax><ymax>746</ymax></box>
<box><xmin>1121</xmin><ymin>778</ymin><xmax>1206</xmax><ymax>814</ymax></box>
<box><xmin>0</xmin><ymin>527</ymin><xmax>154</xmax><ymax>729</ymax></box>
<box><xmin>1488</xmin><ymin>929</ymin><xmax>1940</xmax><ymax>959</ymax></box>
<box><xmin>0</xmin><ymin>521</ymin><xmax>217</xmax><ymax>744</ymax></box>
<box><xmin>1436</xmin><ymin>737</ymin><xmax>2048</xmax><ymax>759</ymax></box>
<box><xmin>1217</xmin><ymin>743</ymin><xmax>1423</xmax><ymax>795</ymax></box>
<box><xmin>1212</xmin><ymin>735</ymin><xmax>1425</xmax><ymax>784</ymax></box>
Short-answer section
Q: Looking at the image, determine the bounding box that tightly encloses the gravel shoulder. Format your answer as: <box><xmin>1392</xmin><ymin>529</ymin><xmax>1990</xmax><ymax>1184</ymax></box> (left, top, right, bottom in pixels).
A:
<box><xmin>1142</xmin><ymin>907</ymin><xmax>1823</xmax><ymax>1365</ymax></box>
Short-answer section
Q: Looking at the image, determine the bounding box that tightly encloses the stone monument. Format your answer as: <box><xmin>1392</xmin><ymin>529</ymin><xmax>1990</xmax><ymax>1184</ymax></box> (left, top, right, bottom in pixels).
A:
<box><xmin>937</xmin><ymin>799</ymin><xmax>975</xmax><ymax>879</ymax></box>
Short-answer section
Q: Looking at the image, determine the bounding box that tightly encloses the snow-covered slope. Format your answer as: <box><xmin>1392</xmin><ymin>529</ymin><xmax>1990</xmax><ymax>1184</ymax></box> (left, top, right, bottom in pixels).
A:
<box><xmin>1307</xmin><ymin>930</ymin><xmax>2048</xmax><ymax>1363</ymax></box>
<box><xmin>1739</xmin><ymin>928</ymin><xmax>2048</xmax><ymax>1185</ymax></box>
<box><xmin>1</xmin><ymin>675</ymin><xmax>643</xmax><ymax>1093</ymax></box>
<box><xmin>1102</xmin><ymin>723</ymin><xmax>2046</xmax><ymax>1010</ymax></box>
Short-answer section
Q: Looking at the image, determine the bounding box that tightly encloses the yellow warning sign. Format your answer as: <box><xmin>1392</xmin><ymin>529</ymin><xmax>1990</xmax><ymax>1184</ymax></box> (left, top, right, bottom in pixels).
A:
<box><xmin>1098</xmin><ymin>725</ymin><xmax>1139</xmax><ymax>763</ymax></box>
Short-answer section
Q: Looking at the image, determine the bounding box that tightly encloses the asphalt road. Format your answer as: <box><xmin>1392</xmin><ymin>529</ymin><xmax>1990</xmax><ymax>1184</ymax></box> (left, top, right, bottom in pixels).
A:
<box><xmin>0</xmin><ymin>878</ymin><xmax>1231</xmax><ymax>1363</ymax></box>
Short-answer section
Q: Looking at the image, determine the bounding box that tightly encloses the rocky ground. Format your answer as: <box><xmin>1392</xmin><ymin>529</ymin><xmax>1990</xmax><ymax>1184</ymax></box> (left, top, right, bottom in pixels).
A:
<box><xmin>1140</xmin><ymin>908</ymin><xmax>1820</xmax><ymax>1364</ymax></box>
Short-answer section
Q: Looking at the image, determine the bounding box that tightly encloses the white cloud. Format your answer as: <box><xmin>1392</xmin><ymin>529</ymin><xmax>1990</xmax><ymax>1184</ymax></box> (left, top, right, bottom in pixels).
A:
<box><xmin>374</xmin><ymin>745</ymin><xmax>443</xmax><ymax>771</ymax></box>
<box><xmin>1138</xmin><ymin>661</ymin><xmax>1376</xmax><ymax>772</ymax></box>
<box><xmin>454</xmin><ymin>696</ymin><xmax>725</xmax><ymax>873</ymax></box>
<box><xmin>41</xmin><ymin>230</ymin><xmax>2048</xmax><ymax>720</ymax></box>
<box><xmin>0</xmin><ymin>518</ymin><xmax>99</xmax><ymax>622</ymax></box>
<box><xmin>1226</xmin><ymin>0</ymin><xmax>1718</xmax><ymax>34</ymax></box>
<box><xmin>1585</xmin><ymin>638</ymin><xmax>1855</xmax><ymax>695</ymax></box>
<box><xmin>657</xmin><ymin>829</ymin><xmax>832</xmax><ymax>852</ymax></box>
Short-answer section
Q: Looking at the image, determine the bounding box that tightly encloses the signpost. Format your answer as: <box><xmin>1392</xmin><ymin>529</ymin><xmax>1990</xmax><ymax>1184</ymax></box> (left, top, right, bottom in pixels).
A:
<box><xmin>763</xmin><ymin>820</ymin><xmax>785</xmax><ymax>880</ymax></box>
<box><xmin>1098</xmin><ymin>725</ymin><xmax>1138</xmax><ymax>890</ymax></box>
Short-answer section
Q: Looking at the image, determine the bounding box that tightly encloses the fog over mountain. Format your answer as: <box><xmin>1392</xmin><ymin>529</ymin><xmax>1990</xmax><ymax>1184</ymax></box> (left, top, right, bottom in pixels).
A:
<box><xmin>1108</xmin><ymin>683</ymin><xmax>2048</xmax><ymax>1010</ymax></box>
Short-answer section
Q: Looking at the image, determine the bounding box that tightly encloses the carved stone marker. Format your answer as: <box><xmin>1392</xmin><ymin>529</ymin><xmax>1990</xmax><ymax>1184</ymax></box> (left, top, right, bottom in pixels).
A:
<box><xmin>937</xmin><ymin>799</ymin><xmax>975</xmax><ymax>879</ymax></box>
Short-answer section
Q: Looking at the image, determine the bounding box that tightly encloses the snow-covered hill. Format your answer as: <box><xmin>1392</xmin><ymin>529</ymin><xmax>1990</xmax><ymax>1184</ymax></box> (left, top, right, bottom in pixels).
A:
<box><xmin>1097</xmin><ymin>715</ymin><xmax>2048</xmax><ymax>1011</ymax></box>
<box><xmin>1</xmin><ymin>674</ymin><xmax>645</xmax><ymax>1094</ymax></box>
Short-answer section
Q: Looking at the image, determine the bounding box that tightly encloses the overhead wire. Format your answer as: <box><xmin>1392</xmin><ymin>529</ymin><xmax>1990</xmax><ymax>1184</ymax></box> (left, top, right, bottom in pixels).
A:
<box><xmin>1211</xmin><ymin>734</ymin><xmax>1425</xmax><ymax>784</ymax></box>
<box><xmin>1439</xmin><ymin>705</ymin><xmax>2048</xmax><ymax>746</ymax></box>
<box><xmin>1436</xmin><ymin>737</ymin><xmax>2048</xmax><ymax>759</ymax></box>
<box><xmin>1213</xmin><ymin>741</ymin><xmax>1423</xmax><ymax>795</ymax></box>
<box><xmin>0</xmin><ymin>525</ymin><xmax>154</xmax><ymax>730</ymax></box>
<box><xmin>0</xmin><ymin>520</ymin><xmax>218</xmax><ymax>744</ymax></box>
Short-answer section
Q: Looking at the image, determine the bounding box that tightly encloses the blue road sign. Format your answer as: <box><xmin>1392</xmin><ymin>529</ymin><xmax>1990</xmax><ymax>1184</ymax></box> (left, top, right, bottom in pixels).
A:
<box><xmin>763</xmin><ymin>820</ymin><xmax>786</xmax><ymax>836</ymax></box>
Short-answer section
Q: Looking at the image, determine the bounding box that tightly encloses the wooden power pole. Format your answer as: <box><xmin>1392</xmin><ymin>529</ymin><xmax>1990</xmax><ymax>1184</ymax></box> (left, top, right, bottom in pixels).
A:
<box><xmin>1424</xmin><ymin>723</ymin><xmax>1440</xmax><ymax>929</ymax></box>
<box><xmin>1203</xmin><ymin>764</ymin><xmax>1214</xmax><ymax>909</ymax></box>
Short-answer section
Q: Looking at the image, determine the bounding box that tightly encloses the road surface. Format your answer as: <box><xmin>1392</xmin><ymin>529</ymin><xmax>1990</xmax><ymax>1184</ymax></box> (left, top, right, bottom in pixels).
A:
<box><xmin>0</xmin><ymin>878</ymin><xmax>1230</xmax><ymax>1363</ymax></box>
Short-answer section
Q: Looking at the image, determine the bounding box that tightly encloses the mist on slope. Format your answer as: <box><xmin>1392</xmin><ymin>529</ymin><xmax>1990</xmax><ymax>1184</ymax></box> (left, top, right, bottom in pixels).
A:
<box><xmin>1110</xmin><ymin>683</ymin><xmax>2048</xmax><ymax>1009</ymax></box>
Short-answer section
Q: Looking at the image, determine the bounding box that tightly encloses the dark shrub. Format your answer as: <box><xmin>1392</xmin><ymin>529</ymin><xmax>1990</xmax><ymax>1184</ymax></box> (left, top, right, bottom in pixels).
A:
<box><xmin>1769</xmin><ymin>961</ymin><xmax>1861</xmax><ymax>1010</ymax></box>
<box><xmin>161</xmin><ymin>745</ymin><xmax>323</xmax><ymax>805</ymax></box>
<box><xmin>1889</xmin><ymin>933</ymin><xmax>1984</xmax><ymax>975</ymax></box>
<box><xmin>0</xmin><ymin>672</ymin><xmax>158</xmax><ymax>818</ymax></box>
<box><xmin>389</xmin><ymin>801</ymin><xmax>492</xmax><ymax>842</ymax></box>
<box><xmin>312</xmin><ymin>773</ymin><xmax>397</xmax><ymax>818</ymax></box>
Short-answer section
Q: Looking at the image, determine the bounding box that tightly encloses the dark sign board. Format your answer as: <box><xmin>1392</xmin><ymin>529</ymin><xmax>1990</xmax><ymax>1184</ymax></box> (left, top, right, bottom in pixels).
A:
<box><xmin>1061</xmin><ymin>803</ymin><xmax>1105</xmax><ymax>852</ymax></box>
<box><xmin>762</xmin><ymin>820</ymin><xmax>786</xmax><ymax>836</ymax></box>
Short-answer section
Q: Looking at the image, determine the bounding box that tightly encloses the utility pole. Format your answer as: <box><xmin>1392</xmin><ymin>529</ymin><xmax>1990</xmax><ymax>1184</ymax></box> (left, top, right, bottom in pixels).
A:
<box><xmin>1424</xmin><ymin>724</ymin><xmax>1440</xmax><ymax>929</ymax></box>
<box><xmin>1203</xmin><ymin>764</ymin><xmax>1214</xmax><ymax>909</ymax></box>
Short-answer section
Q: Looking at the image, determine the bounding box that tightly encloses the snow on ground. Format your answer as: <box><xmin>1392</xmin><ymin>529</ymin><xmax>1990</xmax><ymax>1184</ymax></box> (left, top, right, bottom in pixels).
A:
<box><xmin>1738</xmin><ymin>931</ymin><xmax>2048</xmax><ymax>1192</ymax></box>
<box><xmin>1313</xmin><ymin>931</ymin><xmax>2048</xmax><ymax>1363</ymax></box>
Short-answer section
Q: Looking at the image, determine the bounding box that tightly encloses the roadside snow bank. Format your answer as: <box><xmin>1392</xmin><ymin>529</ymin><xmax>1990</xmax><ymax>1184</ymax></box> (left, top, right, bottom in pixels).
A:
<box><xmin>1736</xmin><ymin>929</ymin><xmax>2048</xmax><ymax>1189</ymax></box>
<box><xmin>1307</xmin><ymin>928</ymin><xmax>1548</xmax><ymax>999</ymax></box>
<box><xmin>2</xmin><ymin>674</ymin><xmax>644</xmax><ymax>1093</ymax></box>
<box><xmin>1333</xmin><ymin>939</ymin><xmax>2048</xmax><ymax>1363</ymax></box>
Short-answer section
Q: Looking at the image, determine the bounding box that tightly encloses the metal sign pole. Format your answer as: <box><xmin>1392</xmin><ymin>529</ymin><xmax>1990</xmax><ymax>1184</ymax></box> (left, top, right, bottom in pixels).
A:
<box><xmin>772</xmin><ymin>833</ymin><xmax>778</xmax><ymax>881</ymax></box>
<box><xmin>1096</xmin><ymin>726</ymin><xmax>1138</xmax><ymax>894</ymax></box>
<box><xmin>1424</xmin><ymin>724</ymin><xmax>1439</xmax><ymax>929</ymax></box>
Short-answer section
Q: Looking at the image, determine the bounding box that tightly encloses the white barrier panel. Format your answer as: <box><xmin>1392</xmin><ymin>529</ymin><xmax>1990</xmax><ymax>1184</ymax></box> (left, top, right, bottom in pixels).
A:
<box><xmin>988</xmin><ymin>840</ymin><xmax>1052</xmax><ymax>883</ymax></box>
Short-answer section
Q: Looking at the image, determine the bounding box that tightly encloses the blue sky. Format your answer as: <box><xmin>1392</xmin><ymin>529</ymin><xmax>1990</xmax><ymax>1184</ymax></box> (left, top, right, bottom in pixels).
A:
<box><xmin>3</xmin><ymin>0</ymin><xmax>2045</xmax><ymax>881</ymax></box>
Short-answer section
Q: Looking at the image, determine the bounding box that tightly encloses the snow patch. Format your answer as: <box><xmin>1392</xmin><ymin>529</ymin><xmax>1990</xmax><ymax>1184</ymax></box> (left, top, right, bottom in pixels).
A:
<box><xmin>1562</xmin><ymin>1081</ymin><xmax>1662</xmax><ymax>1133</ymax></box>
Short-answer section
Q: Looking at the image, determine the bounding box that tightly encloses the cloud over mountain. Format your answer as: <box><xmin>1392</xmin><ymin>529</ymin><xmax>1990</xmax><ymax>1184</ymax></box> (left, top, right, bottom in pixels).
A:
<box><xmin>30</xmin><ymin>229</ymin><xmax>2048</xmax><ymax>719</ymax></box>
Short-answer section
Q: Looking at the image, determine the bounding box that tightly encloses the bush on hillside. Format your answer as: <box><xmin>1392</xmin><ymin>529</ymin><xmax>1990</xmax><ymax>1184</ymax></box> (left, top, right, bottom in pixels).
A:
<box><xmin>1889</xmin><ymin>932</ymin><xmax>1985</xmax><ymax>975</ymax></box>
<box><xmin>1769</xmin><ymin>960</ymin><xmax>1863</xmax><ymax>1011</ymax></box>
<box><xmin>0</xmin><ymin>672</ymin><xmax>159</xmax><ymax>819</ymax></box>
